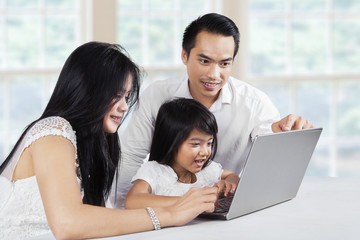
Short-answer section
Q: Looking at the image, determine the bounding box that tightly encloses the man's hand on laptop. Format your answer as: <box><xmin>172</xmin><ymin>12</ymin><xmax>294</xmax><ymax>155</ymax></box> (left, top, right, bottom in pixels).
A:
<box><xmin>272</xmin><ymin>114</ymin><xmax>314</xmax><ymax>132</ymax></box>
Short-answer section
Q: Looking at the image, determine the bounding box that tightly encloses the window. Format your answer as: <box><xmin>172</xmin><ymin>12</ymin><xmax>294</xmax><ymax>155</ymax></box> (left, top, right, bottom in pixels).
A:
<box><xmin>0</xmin><ymin>0</ymin><xmax>86</xmax><ymax>162</ymax></box>
<box><xmin>117</xmin><ymin>0</ymin><xmax>360</xmax><ymax>177</ymax></box>
<box><xmin>247</xmin><ymin>0</ymin><xmax>360</xmax><ymax>177</ymax></box>
<box><xmin>117</xmin><ymin>0</ymin><xmax>223</xmax><ymax>85</ymax></box>
<box><xmin>2</xmin><ymin>0</ymin><xmax>358</xmax><ymax>178</ymax></box>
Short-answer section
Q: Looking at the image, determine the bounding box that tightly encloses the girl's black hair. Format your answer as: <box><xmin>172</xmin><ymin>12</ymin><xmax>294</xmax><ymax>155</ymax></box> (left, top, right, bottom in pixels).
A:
<box><xmin>0</xmin><ymin>41</ymin><xmax>141</xmax><ymax>206</ymax></box>
<box><xmin>149</xmin><ymin>98</ymin><xmax>218</xmax><ymax>169</ymax></box>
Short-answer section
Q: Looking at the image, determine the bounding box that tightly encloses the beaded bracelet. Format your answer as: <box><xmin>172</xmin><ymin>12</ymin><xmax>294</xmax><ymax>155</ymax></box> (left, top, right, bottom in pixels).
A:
<box><xmin>146</xmin><ymin>207</ymin><xmax>161</xmax><ymax>230</ymax></box>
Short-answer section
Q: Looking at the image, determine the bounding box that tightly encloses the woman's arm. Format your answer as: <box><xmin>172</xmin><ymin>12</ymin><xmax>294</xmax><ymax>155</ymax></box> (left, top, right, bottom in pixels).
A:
<box><xmin>31</xmin><ymin>135</ymin><xmax>217</xmax><ymax>239</ymax></box>
<box><xmin>125</xmin><ymin>179</ymin><xmax>180</xmax><ymax>209</ymax></box>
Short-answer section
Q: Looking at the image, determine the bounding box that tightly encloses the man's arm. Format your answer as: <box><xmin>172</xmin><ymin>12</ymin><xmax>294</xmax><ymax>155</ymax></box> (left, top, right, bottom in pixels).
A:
<box><xmin>272</xmin><ymin>114</ymin><xmax>314</xmax><ymax>132</ymax></box>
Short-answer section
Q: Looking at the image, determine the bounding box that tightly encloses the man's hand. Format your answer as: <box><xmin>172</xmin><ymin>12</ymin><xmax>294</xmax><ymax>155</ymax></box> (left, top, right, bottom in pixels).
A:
<box><xmin>272</xmin><ymin>114</ymin><xmax>314</xmax><ymax>132</ymax></box>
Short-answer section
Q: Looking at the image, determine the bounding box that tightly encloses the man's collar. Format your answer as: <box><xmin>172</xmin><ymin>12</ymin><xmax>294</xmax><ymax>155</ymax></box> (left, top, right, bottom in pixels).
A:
<box><xmin>220</xmin><ymin>80</ymin><xmax>232</xmax><ymax>104</ymax></box>
<box><xmin>174</xmin><ymin>76</ymin><xmax>192</xmax><ymax>98</ymax></box>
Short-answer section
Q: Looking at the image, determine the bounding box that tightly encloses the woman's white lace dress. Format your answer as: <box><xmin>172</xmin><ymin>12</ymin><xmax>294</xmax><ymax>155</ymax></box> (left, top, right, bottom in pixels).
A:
<box><xmin>131</xmin><ymin>161</ymin><xmax>223</xmax><ymax>196</ymax></box>
<box><xmin>0</xmin><ymin>116</ymin><xmax>80</xmax><ymax>240</ymax></box>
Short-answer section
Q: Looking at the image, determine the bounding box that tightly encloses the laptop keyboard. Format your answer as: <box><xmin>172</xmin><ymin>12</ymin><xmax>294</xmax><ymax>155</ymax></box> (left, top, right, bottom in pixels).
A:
<box><xmin>214</xmin><ymin>196</ymin><xmax>234</xmax><ymax>213</ymax></box>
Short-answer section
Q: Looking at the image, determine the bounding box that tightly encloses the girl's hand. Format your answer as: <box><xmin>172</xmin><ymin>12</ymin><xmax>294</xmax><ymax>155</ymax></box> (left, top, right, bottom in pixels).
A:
<box><xmin>215</xmin><ymin>180</ymin><xmax>237</xmax><ymax>197</ymax></box>
<box><xmin>218</xmin><ymin>170</ymin><xmax>240</xmax><ymax>197</ymax></box>
<box><xmin>164</xmin><ymin>186</ymin><xmax>218</xmax><ymax>226</ymax></box>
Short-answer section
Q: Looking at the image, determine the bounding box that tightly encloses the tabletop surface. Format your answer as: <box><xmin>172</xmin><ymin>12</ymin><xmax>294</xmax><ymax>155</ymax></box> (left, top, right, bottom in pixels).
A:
<box><xmin>29</xmin><ymin>176</ymin><xmax>360</xmax><ymax>240</ymax></box>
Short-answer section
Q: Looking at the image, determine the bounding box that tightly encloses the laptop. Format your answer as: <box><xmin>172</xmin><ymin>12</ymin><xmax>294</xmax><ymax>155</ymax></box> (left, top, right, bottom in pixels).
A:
<box><xmin>199</xmin><ymin>127</ymin><xmax>322</xmax><ymax>220</ymax></box>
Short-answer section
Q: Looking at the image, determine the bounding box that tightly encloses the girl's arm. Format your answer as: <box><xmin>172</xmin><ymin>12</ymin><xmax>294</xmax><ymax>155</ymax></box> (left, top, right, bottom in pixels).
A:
<box><xmin>31</xmin><ymin>135</ymin><xmax>218</xmax><ymax>240</ymax></box>
<box><xmin>215</xmin><ymin>169</ymin><xmax>240</xmax><ymax>197</ymax></box>
<box><xmin>125</xmin><ymin>179</ymin><xmax>180</xmax><ymax>209</ymax></box>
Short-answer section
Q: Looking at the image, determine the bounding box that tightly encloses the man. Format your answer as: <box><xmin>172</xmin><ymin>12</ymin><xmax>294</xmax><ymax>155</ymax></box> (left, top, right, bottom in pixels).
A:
<box><xmin>109</xmin><ymin>13</ymin><xmax>313</xmax><ymax>208</ymax></box>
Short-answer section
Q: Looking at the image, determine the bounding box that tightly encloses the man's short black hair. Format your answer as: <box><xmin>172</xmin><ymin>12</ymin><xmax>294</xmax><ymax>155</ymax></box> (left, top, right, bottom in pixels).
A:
<box><xmin>182</xmin><ymin>13</ymin><xmax>240</xmax><ymax>58</ymax></box>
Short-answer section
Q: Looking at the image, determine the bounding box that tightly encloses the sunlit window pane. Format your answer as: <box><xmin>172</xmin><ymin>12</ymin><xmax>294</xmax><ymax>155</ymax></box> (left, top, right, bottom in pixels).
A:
<box><xmin>296</xmin><ymin>81</ymin><xmax>331</xmax><ymax>137</ymax></box>
<box><xmin>250</xmin><ymin>0</ymin><xmax>285</xmax><ymax>11</ymax></box>
<box><xmin>118</xmin><ymin>0</ymin><xmax>142</xmax><ymax>10</ymax></box>
<box><xmin>337</xmin><ymin>143</ymin><xmax>360</xmax><ymax>177</ymax></box>
<box><xmin>6</xmin><ymin>16</ymin><xmax>40</xmax><ymax>68</ymax></box>
<box><xmin>336</xmin><ymin>80</ymin><xmax>360</xmax><ymax>137</ymax></box>
<box><xmin>333</xmin><ymin>0</ymin><xmax>360</xmax><ymax>12</ymax></box>
<box><xmin>45</xmin><ymin>0</ymin><xmax>78</xmax><ymax>8</ymax></box>
<box><xmin>291</xmin><ymin>0</ymin><xmax>327</xmax><ymax>12</ymax></box>
<box><xmin>250</xmin><ymin>19</ymin><xmax>287</xmax><ymax>75</ymax></box>
<box><xmin>306</xmin><ymin>144</ymin><xmax>330</xmax><ymax>176</ymax></box>
<box><xmin>148</xmin><ymin>16</ymin><xmax>174</xmax><ymax>65</ymax></box>
<box><xmin>253</xmin><ymin>82</ymin><xmax>291</xmax><ymax>116</ymax></box>
<box><xmin>149</xmin><ymin>0</ymin><xmax>174</xmax><ymax>10</ymax></box>
<box><xmin>292</xmin><ymin>20</ymin><xmax>327</xmax><ymax>74</ymax></box>
<box><xmin>295</xmin><ymin>82</ymin><xmax>332</xmax><ymax>177</ymax></box>
<box><xmin>9</xmin><ymin>76</ymin><xmax>43</xmax><ymax>132</ymax></box>
<box><xmin>0</xmin><ymin>141</ymin><xmax>3</xmax><ymax>159</ymax></box>
<box><xmin>0</xmin><ymin>79</ymin><xmax>4</xmax><ymax>131</ymax></box>
<box><xmin>249</xmin><ymin>0</ymin><xmax>360</xmax><ymax>177</ymax></box>
<box><xmin>7</xmin><ymin>0</ymin><xmax>39</xmax><ymax>8</ymax></box>
<box><xmin>0</xmin><ymin>2</ymin><xmax>81</xmax><ymax>162</ymax></box>
<box><xmin>45</xmin><ymin>15</ymin><xmax>77</xmax><ymax>67</ymax></box>
<box><xmin>333</xmin><ymin>20</ymin><xmax>360</xmax><ymax>74</ymax></box>
<box><xmin>117</xmin><ymin>0</ymin><xmax>212</xmax><ymax>69</ymax></box>
<box><xmin>180</xmin><ymin>0</ymin><xmax>208</xmax><ymax>10</ymax></box>
<box><xmin>118</xmin><ymin>15</ymin><xmax>142</xmax><ymax>64</ymax></box>
<box><xmin>0</xmin><ymin>23</ymin><xmax>4</xmax><ymax>67</ymax></box>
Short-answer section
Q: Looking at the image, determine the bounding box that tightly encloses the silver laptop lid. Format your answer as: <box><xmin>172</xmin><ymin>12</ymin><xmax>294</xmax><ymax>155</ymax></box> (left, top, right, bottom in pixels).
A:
<box><xmin>227</xmin><ymin>128</ymin><xmax>322</xmax><ymax>220</ymax></box>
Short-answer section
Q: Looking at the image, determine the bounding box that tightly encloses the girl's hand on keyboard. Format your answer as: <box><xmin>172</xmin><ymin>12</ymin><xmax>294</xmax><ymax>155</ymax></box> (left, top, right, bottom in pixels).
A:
<box><xmin>214</xmin><ymin>180</ymin><xmax>237</xmax><ymax>197</ymax></box>
<box><xmin>218</xmin><ymin>170</ymin><xmax>240</xmax><ymax>197</ymax></box>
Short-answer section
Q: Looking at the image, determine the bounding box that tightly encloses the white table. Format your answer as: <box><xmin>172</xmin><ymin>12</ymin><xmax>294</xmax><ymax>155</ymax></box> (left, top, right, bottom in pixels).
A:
<box><xmin>30</xmin><ymin>176</ymin><xmax>360</xmax><ymax>240</ymax></box>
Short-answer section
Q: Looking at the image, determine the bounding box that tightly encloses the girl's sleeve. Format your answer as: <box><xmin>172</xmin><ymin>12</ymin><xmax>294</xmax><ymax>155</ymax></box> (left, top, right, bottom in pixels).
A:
<box><xmin>201</xmin><ymin>161</ymin><xmax>223</xmax><ymax>186</ymax></box>
<box><xmin>130</xmin><ymin>161</ymin><xmax>160</xmax><ymax>193</ymax></box>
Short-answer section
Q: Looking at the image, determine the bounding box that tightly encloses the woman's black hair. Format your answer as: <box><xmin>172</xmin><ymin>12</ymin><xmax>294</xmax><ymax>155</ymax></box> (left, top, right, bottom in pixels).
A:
<box><xmin>182</xmin><ymin>13</ymin><xmax>240</xmax><ymax>59</ymax></box>
<box><xmin>0</xmin><ymin>41</ymin><xmax>141</xmax><ymax>206</ymax></box>
<box><xmin>149</xmin><ymin>98</ymin><xmax>218</xmax><ymax>169</ymax></box>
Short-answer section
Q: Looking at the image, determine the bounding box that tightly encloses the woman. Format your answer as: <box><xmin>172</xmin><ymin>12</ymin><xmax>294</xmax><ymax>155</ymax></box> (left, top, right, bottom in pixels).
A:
<box><xmin>0</xmin><ymin>42</ymin><xmax>217</xmax><ymax>240</ymax></box>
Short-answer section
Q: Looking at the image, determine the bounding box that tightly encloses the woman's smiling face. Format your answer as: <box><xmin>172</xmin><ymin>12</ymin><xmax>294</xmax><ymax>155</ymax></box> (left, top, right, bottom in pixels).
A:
<box><xmin>103</xmin><ymin>77</ymin><xmax>132</xmax><ymax>133</ymax></box>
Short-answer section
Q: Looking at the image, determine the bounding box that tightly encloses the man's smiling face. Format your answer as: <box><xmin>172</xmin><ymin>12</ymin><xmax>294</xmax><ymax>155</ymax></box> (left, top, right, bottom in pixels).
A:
<box><xmin>182</xmin><ymin>31</ymin><xmax>235</xmax><ymax>107</ymax></box>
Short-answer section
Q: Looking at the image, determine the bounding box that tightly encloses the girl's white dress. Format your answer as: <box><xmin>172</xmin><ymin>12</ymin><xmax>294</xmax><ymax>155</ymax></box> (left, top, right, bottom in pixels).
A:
<box><xmin>0</xmin><ymin>116</ymin><xmax>80</xmax><ymax>240</ymax></box>
<box><xmin>131</xmin><ymin>161</ymin><xmax>223</xmax><ymax>196</ymax></box>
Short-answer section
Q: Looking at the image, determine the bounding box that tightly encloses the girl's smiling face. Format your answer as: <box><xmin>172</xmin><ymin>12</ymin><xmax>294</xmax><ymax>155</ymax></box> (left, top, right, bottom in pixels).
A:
<box><xmin>172</xmin><ymin>128</ymin><xmax>214</xmax><ymax>180</ymax></box>
<box><xmin>103</xmin><ymin>77</ymin><xmax>132</xmax><ymax>133</ymax></box>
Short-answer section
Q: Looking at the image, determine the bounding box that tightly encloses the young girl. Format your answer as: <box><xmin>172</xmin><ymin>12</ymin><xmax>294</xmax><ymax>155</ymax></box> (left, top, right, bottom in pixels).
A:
<box><xmin>0</xmin><ymin>42</ymin><xmax>218</xmax><ymax>240</ymax></box>
<box><xmin>125</xmin><ymin>98</ymin><xmax>240</xmax><ymax>209</ymax></box>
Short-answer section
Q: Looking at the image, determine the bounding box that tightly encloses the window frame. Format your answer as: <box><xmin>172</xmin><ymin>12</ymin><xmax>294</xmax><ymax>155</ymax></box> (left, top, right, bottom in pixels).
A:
<box><xmin>0</xmin><ymin>0</ymin><xmax>92</xmax><ymax>160</ymax></box>
<box><xmin>225</xmin><ymin>0</ymin><xmax>360</xmax><ymax>177</ymax></box>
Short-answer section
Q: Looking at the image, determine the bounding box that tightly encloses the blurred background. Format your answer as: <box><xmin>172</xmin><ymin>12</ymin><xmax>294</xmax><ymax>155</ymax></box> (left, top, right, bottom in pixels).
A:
<box><xmin>0</xmin><ymin>0</ymin><xmax>359</xmax><ymax>177</ymax></box>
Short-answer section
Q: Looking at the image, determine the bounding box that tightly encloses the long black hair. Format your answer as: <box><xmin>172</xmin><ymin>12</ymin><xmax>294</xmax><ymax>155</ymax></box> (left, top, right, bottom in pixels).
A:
<box><xmin>149</xmin><ymin>98</ymin><xmax>218</xmax><ymax>168</ymax></box>
<box><xmin>0</xmin><ymin>41</ymin><xmax>141</xmax><ymax>206</ymax></box>
<box><xmin>182</xmin><ymin>13</ymin><xmax>240</xmax><ymax>58</ymax></box>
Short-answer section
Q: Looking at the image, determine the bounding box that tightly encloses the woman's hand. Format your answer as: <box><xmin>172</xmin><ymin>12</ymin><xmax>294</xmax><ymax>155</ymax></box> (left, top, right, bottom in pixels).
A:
<box><xmin>163</xmin><ymin>186</ymin><xmax>218</xmax><ymax>227</ymax></box>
